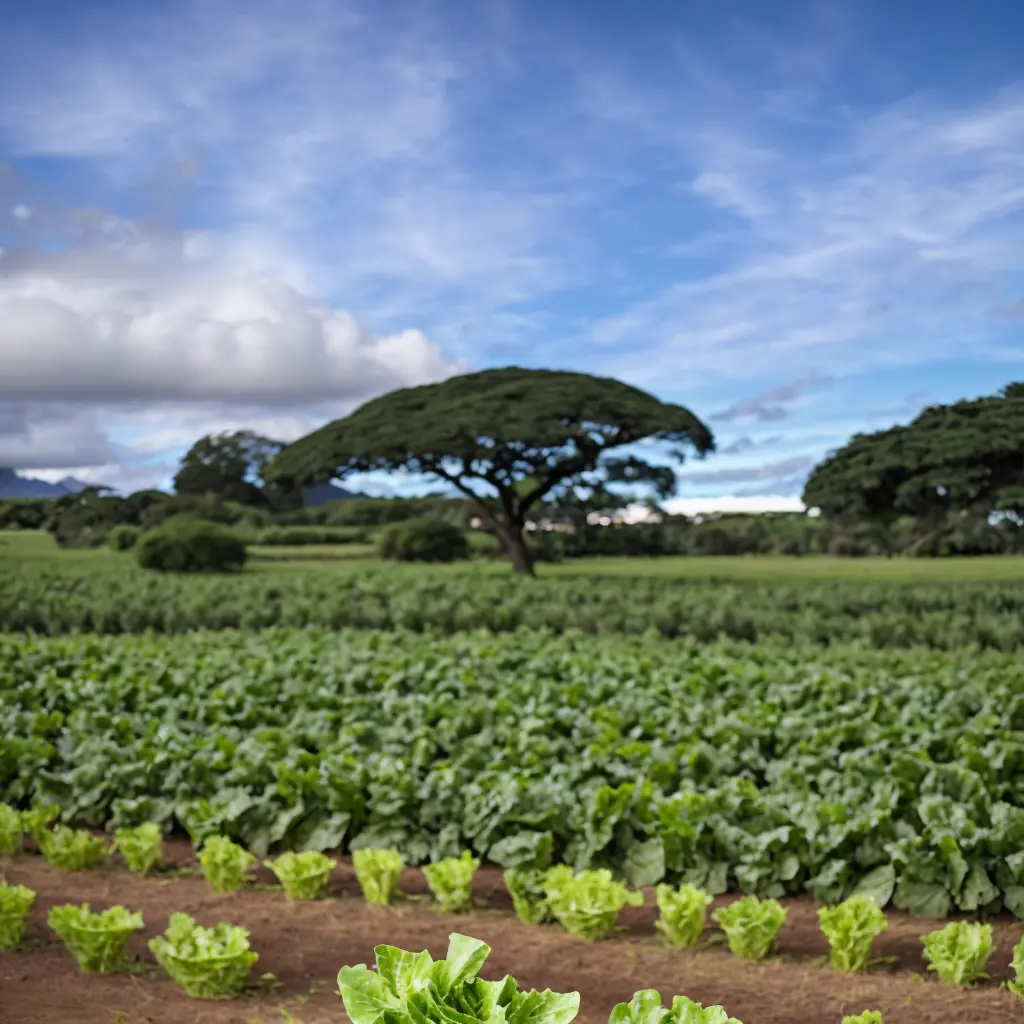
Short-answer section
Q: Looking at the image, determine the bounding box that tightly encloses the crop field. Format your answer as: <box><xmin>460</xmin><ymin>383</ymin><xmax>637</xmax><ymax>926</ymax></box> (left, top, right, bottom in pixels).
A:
<box><xmin>4</xmin><ymin>536</ymin><xmax>1024</xmax><ymax>1022</ymax></box>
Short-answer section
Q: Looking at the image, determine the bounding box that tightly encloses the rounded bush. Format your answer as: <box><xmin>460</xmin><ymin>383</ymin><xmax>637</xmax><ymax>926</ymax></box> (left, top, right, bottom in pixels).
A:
<box><xmin>377</xmin><ymin>517</ymin><xmax>469</xmax><ymax>563</ymax></box>
<box><xmin>135</xmin><ymin>518</ymin><xmax>247</xmax><ymax>573</ymax></box>
<box><xmin>108</xmin><ymin>525</ymin><xmax>141</xmax><ymax>552</ymax></box>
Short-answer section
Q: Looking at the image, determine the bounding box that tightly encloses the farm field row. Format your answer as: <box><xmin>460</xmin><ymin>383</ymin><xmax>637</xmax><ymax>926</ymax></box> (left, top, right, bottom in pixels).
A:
<box><xmin>3</xmin><ymin>846</ymin><xmax>1023</xmax><ymax>1024</ymax></box>
<box><xmin>3</xmin><ymin>629</ymin><xmax>1024</xmax><ymax>918</ymax></box>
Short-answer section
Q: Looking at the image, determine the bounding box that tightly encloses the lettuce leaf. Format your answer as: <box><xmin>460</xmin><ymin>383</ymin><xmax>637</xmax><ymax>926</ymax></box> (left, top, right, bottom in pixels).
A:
<box><xmin>266</xmin><ymin>850</ymin><xmax>336</xmax><ymax>900</ymax></box>
<box><xmin>654</xmin><ymin>884</ymin><xmax>712</xmax><ymax>949</ymax></box>
<box><xmin>353</xmin><ymin>848</ymin><xmax>405</xmax><ymax>906</ymax></box>
<box><xmin>921</xmin><ymin>921</ymin><xmax>992</xmax><ymax>987</ymax></box>
<box><xmin>48</xmin><ymin>903</ymin><xmax>144</xmax><ymax>973</ymax></box>
<box><xmin>544</xmin><ymin>866</ymin><xmax>643</xmax><ymax>942</ymax></box>
<box><xmin>0</xmin><ymin>883</ymin><xmax>35</xmax><ymax>950</ymax></box>
<box><xmin>423</xmin><ymin>850</ymin><xmax>479</xmax><ymax>912</ymax></box>
<box><xmin>712</xmin><ymin>895</ymin><xmax>786</xmax><ymax>962</ymax></box>
<box><xmin>149</xmin><ymin>912</ymin><xmax>258</xmax><ymax>999</ymax></box>
<box><xmin>817</xmin><ymin>894</ymin><xmax>888</xmax><ymax>972</ymax></box>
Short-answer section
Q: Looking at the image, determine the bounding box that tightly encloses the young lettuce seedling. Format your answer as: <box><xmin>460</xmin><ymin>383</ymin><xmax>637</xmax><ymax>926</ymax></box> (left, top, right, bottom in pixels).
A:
<box><xmin>20</xmin><ymin>804</ymin><xmax>60</xmax><ymax>846</ymax></box>
<box><xmin>0</xmin><ymin>803</ymin><xmax>22</xmax><ymax>857</ymax></box>
<box><xmin>543</xmin><ymin>866</ymin><xmax>644</xmax><ymax>942</ymax></box>
<box><xmin>0</xmin><ymin>883</ymin><xmax>36</xmax><ymax>950</ymax></box>
<box><xmin>197</xmin><ymin>836</ymin><xmax>256</xmax><ymax>893</ymax></box>
<box><xmin>48</xmin><ymin>903</ymin><xmax>144</xmax><ymax>973</ymax></box>
<box><xmin>149</xmin><ymin>912</ymin><xmax>258</xmax><ymax>999</ymax></box>
<box><xmin>265</xmin><ymin>851</ymin><xmax>336</xmax><ymax>900</ymax></box>
<box><xmin>609</xmin><ymin>989</ymin><xmax>743</xmax><ymax>1024</ymax></box>
<box><xmin>1010</xmin><ymin>934</ymin><xmax>1024</xmax><ymax>997</ymax></box>
<box><xmin>423</xmin><ymin>850</ymin><xmax>479</xmax><ymax>912</ymax></box>
<box><xmin>352</xmin><ymin>848</ymin><xmax>405</xmax><ymax>906</ymax></box>
<box><xmin>338</xmin><ymin>932</ymin><xmax>581</xmax><ymax>1024</ymax></box>
<box><xmin>921</xmin><ymin>921</ymin><xmax>992</xmax><ymax>987</ymax></box>
<box><xmin>113</xmin><ymin>822</ymin><xmax>164</xmax><ymax>874</ymax></box>
<box><xmin>841</xmin><ymin>1013</ymin><xmax>882</xmax><ymax>1024</ymax></box>
<box><xmin>655</xmin><ymin>883</ymin><xmax>713</xmax><ymax>949</ymax></box>
<box><xmin>505</xmin><ymin>868</ymin><xmax>553</xmax><ymax>925</ymax></box>
<box><xmin>712</xmin><ymin>895</ymin><xmax>787</xmax><ymax>962</ymax></box>
<box><xmin>39</xmin><ymin>825</ymin><xmax>108</xmax><ymax>870</ymax></box>
<box><xmin>817</xmin><ymin>894</ymin><xmax>888</xmax><ymax>972</ymax></box>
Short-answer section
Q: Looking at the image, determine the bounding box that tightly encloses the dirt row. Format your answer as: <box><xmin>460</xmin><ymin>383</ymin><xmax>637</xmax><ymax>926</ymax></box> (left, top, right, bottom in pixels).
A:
<box><xmin>3</xmin><ymin>844</ymin><xmax>1024</xmax><ymax>1024</ymax></box>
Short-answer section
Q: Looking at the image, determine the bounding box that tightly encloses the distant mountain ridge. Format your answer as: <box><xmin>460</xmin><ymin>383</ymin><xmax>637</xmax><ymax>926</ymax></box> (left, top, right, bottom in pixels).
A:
<box><xmin>0</xmin><ymin>468</ymin><xmax>91</xmax><ymax>499</ymax></box>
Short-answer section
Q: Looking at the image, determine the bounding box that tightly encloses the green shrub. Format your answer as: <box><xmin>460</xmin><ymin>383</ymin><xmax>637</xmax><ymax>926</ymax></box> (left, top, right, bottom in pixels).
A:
<box><xmin>136</xmin><ymin>518</ymin><xmax>247</xmax><ymax>573</ymax></box>
<box><xmin>377</xmin><ymin>517</ymin><xmax>469</xmax><ymax>563</ymax></box>
<box><xmin>108</xmin><ymin>525</ymin><xmax>141</xmax><ymax>551</ymax></box>
<box><xmin>255</xmin><ymin>525</ymin><xmax>368</xmax><ymax>546</ymax></box>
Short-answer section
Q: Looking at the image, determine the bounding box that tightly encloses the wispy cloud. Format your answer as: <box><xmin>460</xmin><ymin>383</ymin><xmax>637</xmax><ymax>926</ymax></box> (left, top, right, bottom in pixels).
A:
<box><xmin>710</xmin><ymin>375</ymin><xmax>829</xmax><ymax>422</ymax></box>
<box><xmin>679</xmin><ymin>456</ymin><xmax>817</xmax><ymax>486</ymax></box>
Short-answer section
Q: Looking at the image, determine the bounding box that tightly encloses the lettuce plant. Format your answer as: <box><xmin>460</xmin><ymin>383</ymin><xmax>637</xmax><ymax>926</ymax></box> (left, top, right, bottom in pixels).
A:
<box><xmin>48</xmin><ymin>903</ymin><xmax>144</xmax><ymax>972</ymax></box>
<box><xmin>0</xmin><ymin>883</ymin><xmax>36</xmax><ymax>950</ymax></box>
<box><xmin>21</xmin><ymin>804</ymin><xmax>59</xmax><ymax>845</ymax></box>
<box><xmin>113</xmin><ymin>822</ymin><xmax>164</xmax><ymax>874</ymax></box>
<box><xmin>149</xmin><ymin>912</ymin><xmax>258</xmax><ymax>998</ymax></box>
<box><xmin>353</xmin><ymin>847</ymin><xmax>405</xmax><ymax>906</ymax></box>
<box><xmin>655</xmin><ymin>883</ymin><xmax>713</xmax><ymax>949</ymax></box>
<box><xmin>609</xmin><ymin>989</ymin><xmax>742</xmax><ymax>1024</ymax></box>
<box><xmin>817</xmin><ymin>894</ymin><xmax>888</xmax><ymax>972</ymax></box>
<box><xmin>543</xmin><ymin>866</ymin><xmax>644</xmax><ymax>942</ymax></box>
<box><xmin>266</xmin><ymin>851</ymin><xmax>336</xmax><ymax>900</ymax></box>
<box><xmin>842</xmin><ymin>1014</ymin><xmax>882</xmax><ymax>1024</ymax></box>
<box><xmin>39</xmin><ymin>825</ymin><xmax>108</xmax><ymax>870</ymax></box>
<box><xmin>1009</xmin><ymin>934</ymin><xmax>1024</xmax><ymax>997</ymax></box>
<box><xmin>712</xmin><ymin>896</ymin><xmax>787</xmax><ymax>962</ymax></box>
<box><xmin>921</xmin><ymin>921</ymin><xmax>992</xmax><ymax>987</ymax></box>
<box><xmin>423</xmin><ymin>850</ymin><xmax>479</xmax><ymax>912</ymax></box>
<box><xmin>0</xmin><ymin>803</ymin><xmax>22</xmax><ymax>856</ymax></box>
<box><xmin>197</xmin><ymin>836</ymin><xmax>256</xmax><ymax>893</ymax></box>
<box><xmin>338</xmin><ymin>932</ymin><xmax>580</xmax><ymax>1024</ymax></box>
<box><xmin>504</xmin><ymin>868</ymin><xmax>552</xmax><ymax>925</ymax></box>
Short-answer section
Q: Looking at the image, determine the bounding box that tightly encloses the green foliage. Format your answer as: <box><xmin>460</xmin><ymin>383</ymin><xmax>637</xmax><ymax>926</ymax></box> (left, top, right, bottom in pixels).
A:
<box><xmin>39</xmin><ymin>825</ymin><xmax>108</xmax><ymax>870</ymax></box>
<box><xmin>817</xmin><ymin>895</ymin><xmax>888</xmax><ymax>972</ymax></box>
<box><xmin>544</xmin><ymin>867</ymin><xmax>644</xmax><ymax>942</ymax></box>
<box><xmin>377</xmin><ymin>517</ymin><xmax>470</xmax><ymax>563</ymax></box>
<box><xmin>352</xmin><ymin>848</ymin><xmax>405</xmax><ymax>906</ymax></box>
<box><xmin>21</xmin><ymin>804</ymin><xmax>59</xmax><ymax>844</ymax></box>
<box><xmin>265</xmin><ymin>851</ymin><xmax>336</xmax><ymax>900</ymax></box>
<box><xmin>149</xmin><ymin>912</ymin><xmax>258</xmax><ymax>999</ymax></box>
<box><xmin>0</xmin><ymin>883</ymin><xmax>35</xmax><ymax>949</ymax></box>
<box><xmin>423</xmin><ymin>851</ymin><xmax>479</xmax><ymax>912</ymax></box>
<box><xmin>841</xmin><ymin>1014</ymin><xmax>882</xmax><ymax>1024</ymax></box>
<box><xmin>713</xmin><ymin>896</ymin><xmax>787</xmax><ymax>962</ymax></box>
<box><xmin>136</xmin><ymin>518</ymin><xmax>247</xmax><ymax>573</ymax></box>
<box><xmin>108</xmin><ymin>525</ymin><xmax>141</xmax><ymax>551</ymax></box>
<box><xmin>112</xmin><ymin>822</ymin><xmax>164</xmax><ymax>874</ymax></box>
<box><xmin>654</xmin><ymin>883</ymin><xmax>713</xmax><ymax>948</ymax></box>
<box><xmin>921</xmin><ymin>921</ymin><xmax>993</xmax><ymax>987</ymax></box>
<box><xmin>504</xmin><ymin>868</ymin><xmax>553</xmax><ymax>925</ymax></box>
<box><xmin>0</xmin><ymin>802</ymin><xmax>22</xmax><ymax>856</ymax></box>
<box><xmin>48</xmin><ymin>903</ymin><xmax>144</xmax><ymax>972</ymax></box>
<box><xmin>338</xmin><ymin>932</ymin><xmax>581</xmax><ymax>1024</ymax></box>
<box><xmin>610</xmin><ymin>990</ymin><xmax>742</xmax><ymax>1024</ymax></box>
<box><xmin>1008</xmin><ymin>934</ymin><xmax>1024</xmax><ymax>997</ymax></box>
<box><xmin>198</xmin><ymin>836</ymin><xmax>256</xmax><ymax>892</ymax></box>
<box><xmin>255</xmin><ymin>525</ymin><xmax>368</xmax><ymax>546</ymax></box>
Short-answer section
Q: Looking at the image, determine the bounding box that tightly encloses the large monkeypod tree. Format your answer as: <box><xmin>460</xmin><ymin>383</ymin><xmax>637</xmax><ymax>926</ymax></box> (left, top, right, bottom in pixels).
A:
<box><xmin>266</xmin><ymin>367</ymin><xmax>715</xmax><ymax>575</ymax></box>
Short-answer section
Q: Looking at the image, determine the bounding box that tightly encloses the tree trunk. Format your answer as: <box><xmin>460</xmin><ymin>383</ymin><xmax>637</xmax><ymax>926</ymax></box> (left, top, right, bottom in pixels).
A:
<box><xmin>495</xmin><ymin>522</ymin><xmax>535</xmax><ymax>576</ymax></box>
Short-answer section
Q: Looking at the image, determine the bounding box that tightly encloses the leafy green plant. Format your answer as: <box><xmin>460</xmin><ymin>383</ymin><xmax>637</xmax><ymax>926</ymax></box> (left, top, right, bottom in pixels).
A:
<box><xmin>113</xmin><ymin>822</ymin><xmax>164</xmax><ymax>874</ymax></box>
<box><xmin>842</xmin><ymin>1014</ymin><xmax>882</xmax><ymax>1024</ymax></box>
<box><xmin>713</xmin><ymin>896</ymin><xmax>787</xmax><ymax>962</ymax></box>
<box><xmin>504</xmin><ymin>868</ymin><xmax>552</xmax><ymax>925</ymax></box>
<box><xmin>21</xmin><ymin>804</ymin><xmax>59</xmax><ymax>845</ymax></box>
<box><xmin>655</xmin><ymin>883</ymin><xmax>713</xmax><ymax>949</ymax></box>
<box><xmin>0</xmin><ymin>883</ymin><xmax>35</xmax><ymax>949</ymax></box>
<box><xmin>39</xmin><ymin>825</ymin><xmax>108</xmax><ymax>870</ymax></box>
<box><xmin>1009</xmin><ymin>934</ymin><xmax>1024</xmax><ymax>997</ymax></box>
<box><xmin>338</xmin><ymin>932</ymin><xmax>580</xmax><ymax>1024</ymax></box>
<box><xmin>265</xmin><ymin>851</ymin><xmax>336</xmax><ymax>900</ymax></box>
<box><xmin>136</xmin><ymin>518</ymin><xmax>247</xmax><ymax>573</ymax></box>
<box><xmin>422</xmin><ymin>850</ymin><xmax>479</xmax><ymax>912</ymax></box>
<box><xmin>543</xmin><ymin>866</ymin><xmax>644</xmax><ymax>942</ymax></box>
<box><xmin>0</xmin><ymin>803</ymin><xmax>22</xmax><ymax>856</ymax></box>
<box><xmin>352</xmin><ymin>848</ymin><xmax>404</xmax><ymax>906</ymax></box>
<box><xmin>921</xmin><ymin>921</ymin><xmax>992</xmax><ymax>987</ymax></box>
<box><xmin>198</xmin><ymin>836</ymin><xmax>256</xmax><ymax>892</ymax></box>
<box><xmin>48</xmin><ymin>904</ymin><xmax>144</xmax><ymax>972</ymax></box>
<box><xmin>609</xmin><ymin>989</ymin><xmax>741</xmax><ymax>1024</ymax></box>
<box><xmin>817</xmin><ymin>894</ymin><xmax>888</xmax><ymax>972</ymax></box>
<box><xmin>149</xmin><ymin>912</ymin><xmax>258</xmax><ymax>998</ymax></box>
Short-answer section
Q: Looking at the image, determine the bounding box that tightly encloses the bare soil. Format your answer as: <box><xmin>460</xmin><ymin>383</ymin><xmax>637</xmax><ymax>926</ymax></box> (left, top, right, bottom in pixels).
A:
<box><xmin>3</xmin><ymin>842</ymin><xmax>1024</xmax><ymax>1024</ymax></box>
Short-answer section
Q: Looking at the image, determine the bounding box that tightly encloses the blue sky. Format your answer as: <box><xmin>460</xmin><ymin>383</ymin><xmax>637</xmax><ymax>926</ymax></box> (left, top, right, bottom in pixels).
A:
<box><xmin>0</xmin><ymin>0</ymin><xmax>1022</xmax><ymax>509</ymax></box>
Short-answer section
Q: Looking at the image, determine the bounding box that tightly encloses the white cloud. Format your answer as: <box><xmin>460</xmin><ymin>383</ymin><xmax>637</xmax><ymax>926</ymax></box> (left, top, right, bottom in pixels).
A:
<box><xmin>662</xmin><ymin>495</ymin><xmax>806</xmax><ymax>516</ymax></box>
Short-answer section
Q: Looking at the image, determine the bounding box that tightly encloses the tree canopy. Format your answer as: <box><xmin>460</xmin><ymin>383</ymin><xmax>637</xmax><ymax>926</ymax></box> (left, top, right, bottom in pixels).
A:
<box><xmin>802</xmin><ymin>383</ymin><xmax>1024</xmax><ymax>529</ymax></box>
<box><xmin>266</xmin><ymin>367</ymin><xmax>714</xmax><ymax>574</ymax></box>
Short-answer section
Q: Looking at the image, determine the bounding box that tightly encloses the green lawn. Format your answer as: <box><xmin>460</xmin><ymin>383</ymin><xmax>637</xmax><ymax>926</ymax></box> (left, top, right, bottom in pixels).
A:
<box><xmin>4</xmin><ymin>528</ymin><xmax>1024</xmax><ymax>582</ymax></box>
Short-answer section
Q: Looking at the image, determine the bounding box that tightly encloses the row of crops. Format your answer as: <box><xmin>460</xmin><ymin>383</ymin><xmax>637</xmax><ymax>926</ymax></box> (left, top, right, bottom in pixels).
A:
<box><xmin>4</xmin><ymin>628</ymin><xmax>1024</xmax><ymax>918</ymax></box>
<box><xmin>5</xmin><ymin>560</ymin><xmax>1024</xmax><ymax>646</ymax></box>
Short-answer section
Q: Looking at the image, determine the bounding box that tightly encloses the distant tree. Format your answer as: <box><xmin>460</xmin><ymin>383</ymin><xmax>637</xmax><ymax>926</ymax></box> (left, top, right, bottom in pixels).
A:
<box><xmin>266</xmin><ymin>367</ymin><xmax>714</xmax><ymax>575</ymax></box>
<box><xmin>803</xmin><ymin>383</ymin><xmax>1024</xmax><ymax>543</ymax></box>
<box><xmin>174</xmin><ymin>431</ymin><xmax>300</xmax><ymax>510</ymax></box>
